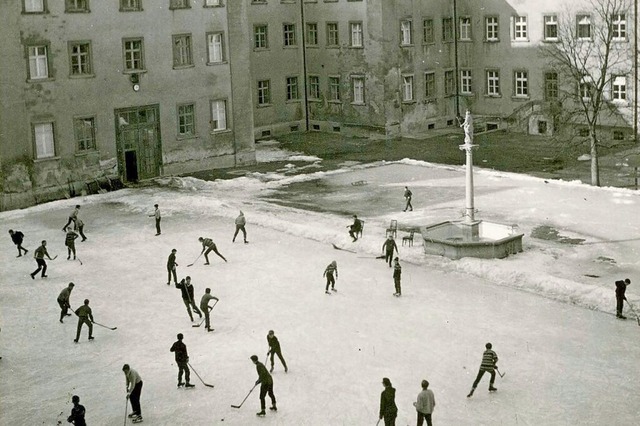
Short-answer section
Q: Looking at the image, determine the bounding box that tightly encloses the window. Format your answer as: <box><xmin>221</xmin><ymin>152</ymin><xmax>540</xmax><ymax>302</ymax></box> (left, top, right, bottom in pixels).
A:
<box><xmin>286</xmin><ymin>76</ymin><xmax>299</xmax><ymax>101</ymax></box>
<box><xmin>460</xmin><ymin>70</ymin><xmax>472</xmax><ymax>94</ymax></box>
<box><xmin>207</xmin><ymin>33</ymin><xmax>224</xmax><ymax>63</ymax></box>
<box><xmin>486</xmin><ymin>70</ymin><xmax>500</xmax><ymax>96</ymax></box>
<box><xmin>283</xmin><ymin>24</ymin><xmax>297</xmax><ymax>47</ymax></box>
<box><xmin>612</xmin><ymin>75</ymin><xmax>626</xmax><ymax>101</ymax></box>
<box><xmin>34</xmin><ymin>122</ymin><xmax>55</xmax><ymax>159</ymax></box>
<box><xmin>327</xmin><ymin>23</ymin><xmax>339</xmax><ymax>46</ymax></box>
<box><xmin>204</xmin><ymin>0</ymin><xmax>221</xmax><ymax>5</ymax></box>
<box><xmin>543</xmin><ymin>15</ymin><xmax>558</xmax><ymax>41</ymax></box>
<box><xmin>514</xmin><ymin>71</ymin><xmax>528</xmax><ymax>97</ymax></box>
<box><xmin>73</xmin><ymin>117</ymin><xmax>96</xmax><ymax>151</ymax></box>
<box><xmin>69</xmin><ymin>42</ymin><xmax>92</xmax><ymax>76</ymax></box>
<box><xmin>24</xmin><ymin>0</ymin><xmax>46</xmax><ymax>12</ymax></box>
<box><xmin>444</xmin><ymin>70</ymin><xmax>454</xmax><ymax>96</ymax></box>
<box><xmin>172</xmin><ymin>34</ymin><xmax>192</xmax><ymax>67</ymax></box>
<box><xmin>579</xmin><ymin>80</ymin><xmax>593</xmax><ymax>100</ymax></box>
<box><xmin>513</xmin><ymin>16</ymin><xmax>528</xmax><ymax>40</ymax></box>
<box><xmin>352</xmin><ymin>76</ymin><xmax>365</xmax><ymax>104</ymax></box>
<box><xmin>423</xmin><ymin>19</ymin><xmax>434</xmax><ymax>43</ymax></box>
<box><xmin>329</xmin><ymin>76</ymin><xmax>340</xmax><ymax>102</ymax></box>
<box><xmin>170</xmin><ymin>0</ymin><xmax>189</xmax><ymax>8</ymax></box>
<box><xmin>350</xmin><ymin>22</ymin><xmax>363</xmax><ymax>47</ymax></box>
<box><xmin>576</xmin><ymin>14</ymin><xmax>591</xmax><ymax>39</ymax></box>
<box><xmin>120</xmin><ymin>0</ymin><xmax>141</xmax><ymax>11</ymax></box>
<box><xmin>459</xmin><ymin>17</ymin><xmax>471</xmax><ymax>41</ymax></box>
<box><xmin>613</xmin><ymin>130</ymin><xmax>624</xmax><ymax>140</ymax></box>
<box><xmin>28</xmin><ymin>45</ymin><xmax>49</xmax><ymax>80</ymax></box>
<box><xmin>442</xmin><ymin>17</ymin><xmax>453</xmax><ymax>42</ymax></box>
<box><xmin>424</xmin><ymin>72</ymin><xmax>435</xmax><ymax>98</ymax></box>
<box><xmin>402</xmin><ymin>75</ymin><xmax>414</xmax><ymax>101</ymax></box>
<box><xmin>306</xmin><ymin>23</ymin><xmax>318</xmax><ymax>46</ymax></box>
<box><xmin>612</xmin><ymin>14</ymin><xmax>626</xmax><ymax>40</ymax></box>
<box><xmin>177</xmin><ymin>104</ymin><xmax>195</xmax><ymax>137</ymax></box>
<box><xmin>254</xmin><ymin>25</ymin><xmax>268</xmax><ymax>49</ymax></box>
<box><xmin>544</xmin><ymin>72</ymin><xmax>558</xmax><ymax>100</ymax></box>
<box><xmin>123</xmin><ymin>39</ymin><xmax>144</xmax><ymax>71</ymax></box>
<box><xmin>65</xmin><ymin>0</ymin><xmax>88</xmax><ymax>12</ymax></box>
<box><xmin>210</xmin><ymin>100</ymin><xmax>227</xmax><ymax>131</ymax></box>
<box><xmin>257</xmin><ymin>80</ymin><xmax>270</xmax><ymax>105</ymax></box>
<box><xmin>485</xmin><ymin>16</ymin><xmax>499</xmax><ymax>41</ymax></box>
<box><xmin>309</xmin><ymin>75</ymin><xmax>320</xmax><ymax>99</ymax></box>
<box><xmin>400</xmin><ymin>20</ymin><xmax>412</xmax><ymax>45</ymax></box>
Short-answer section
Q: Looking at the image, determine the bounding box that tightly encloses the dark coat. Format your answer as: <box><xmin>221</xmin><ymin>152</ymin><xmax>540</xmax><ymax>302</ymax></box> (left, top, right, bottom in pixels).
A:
<box><xmin>170</xmin><ymin>340</ymin><xmax>189</xmax><ymax>363</ymax></box>
<box><xmin>255</xmin><ymin>361</ymin><xmax>273</xmax><ymax>385</ymax></box>
<box><xmin>267</xmin><ymin>335</ymin><xmax>281</xmax><ymax>353</ymax></box>
<box><xmin>11</xmin><ymin>231</ymin><xmax>24</xmax><ymax>245</ymax></box>
<box><xmin>379</xmin><ymin>386</ymin><xmax>398</xmax><ymax>418</ymax></box>
<box><xmin>176</xmin><ymin>280</ymin><xmax>196</xmax><ymax>302</ymax></box>
<box><xmin>615</xmin><ymin>280</ymin><xmax>628</xmax><ymax>300</ymax></box>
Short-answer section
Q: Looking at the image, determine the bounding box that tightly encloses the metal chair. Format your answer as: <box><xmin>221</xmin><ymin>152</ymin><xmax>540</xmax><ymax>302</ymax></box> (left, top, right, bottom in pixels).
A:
<box><xmin>402</xmin><ymin>230</ymin><xmax>415</xmax><ymax>247</ymax></box>
<box><xmin>386</xmin><ymin>220</ymin><xmax>397</xmax><ymax>238</ymax></box>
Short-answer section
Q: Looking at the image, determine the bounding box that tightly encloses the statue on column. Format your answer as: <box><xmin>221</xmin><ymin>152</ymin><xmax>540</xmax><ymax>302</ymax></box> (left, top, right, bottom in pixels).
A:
<box><xmin>460</xmin><ymin>110</ymin><xmax>474</xmax><ymax>144</ymax></box>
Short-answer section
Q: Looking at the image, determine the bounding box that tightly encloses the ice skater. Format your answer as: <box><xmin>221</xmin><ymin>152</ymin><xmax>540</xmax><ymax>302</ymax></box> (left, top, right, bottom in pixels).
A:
<box><xmin>379</xmin><ymin>377</ymin><xmax>398</xmax><ymax>426</ymax></box>
<box><xmin>76</xmin><ymin>217</ymin><xmax>87</xmax><ymax>242</ymax></box>
<box><xmin>382</xmin><ymin>236</ymin><xmax>399</xmax><ymax>267</ymax></box>
<box><xmin>413</xmin><ymin>380</ymin><xmax>435</xmax><ymax>426</ymax></box>
<box><xmin>200</xmin><ymin>288</ymin><xmax>219</xmax><ymax>332</ymax></box>
<box><xmin>250</xmin><ymin>354</ymin><xmax>276</xmax><ymax>417</ymax></box>
<box><xmin>149</xmin><ymin>204</ymin><xmax>161</xmax><ymax>236</ymax></box>
<box><xmin>62</xmin><ymin>205</ymin><xmax>81</xmax><ymax>231</ymax></box>
<box><xmin>8</xmin><ymin>229</ymin><xmax>28</xmax><ymax>257</ymax></box>
<box><xmin>74</xmin><ymin>299</ymin><xmax>94</xmax><ymax>343</ymax></box>
<box><xmin>267</xmin><ymin>330</ymin><xmax>288</xmax><ymax>373</ymax></box>
<box><xmin>233</xmin><ymin>210</ymin><xmax>248</xmax><ymax>243</ymax></box>
<box><xmin>323</xmin><ymin>260</ymin><xmax>338</xmax><ymax>294</ymax></box>
<box><xmin>615</xmin><ymin>278</ymin><xmax>631</xmax><ymax>319</ymax></box>
<box><xmin>403</xmin><ymin>186</ymin><xmax>413</xmax><ymax>212</ymax></box>
<box><xmin>170</xmin><ymin>333</ymin><xmax>194</xmax><ymax>388</ymax></box>
<box><xmin>64</xmin><ymin>227</ymin><xmax>79</xmax><ymax>260</ymax></box>
<box><xmin>66</xmin><ymin>395</ymin><xmax>86</xmax><ymax>426</ymax></box>
<box><xmin>467</xmin><ymin>342</ymin><xmax>498</xmax><ymax>397</ymax></box>
<box><xmin>123</xmin><ymin>364</ymin><xmax>144</xmax><ymax>423</ymax></box>
<box><xmin>392</xmin><ymin>257</ymin><xmax>402</xmax><ymax>297</ymax></box>
<box><xmin>176</xmin><ymin>276</ymin><xmax>202</xmax><ymax>322</ymax></box>
<box><xmin>198</xmin><ymin>237</ymin><xmax>227</xmax><ymax>265</ymax></box>
<box><xmin>57</xmin><ymin>282</ymin><xmax>75</xmax><ymax>323</ymax></box>
<box><xmin>347</xmin><ymin>215</ymin><xmax>362</xmax><ymax>242</ymax></box>
<box><xmin>30</xmin><ymin>240</ymin><xmax>53</xmax><ymax>279</ymax></box>
<box><xmin>166</xmin><ymin>249</ymin><xmax>178</xmax><ymax>285</ymax></box>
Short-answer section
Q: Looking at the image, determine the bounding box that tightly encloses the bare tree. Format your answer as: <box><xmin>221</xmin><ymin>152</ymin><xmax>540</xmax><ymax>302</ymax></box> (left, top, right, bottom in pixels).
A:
<box><xmin>540</xmin><ymin>0</ymin><xmax>632</xmax><ymax>186</ymax></box>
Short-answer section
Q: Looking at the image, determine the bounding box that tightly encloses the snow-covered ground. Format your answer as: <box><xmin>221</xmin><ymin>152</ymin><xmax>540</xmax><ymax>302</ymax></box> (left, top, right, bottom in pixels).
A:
<box><xmin>1</xmin><ymin>152</ymin><xmax>640</xmax><ymax>425</ymax></box>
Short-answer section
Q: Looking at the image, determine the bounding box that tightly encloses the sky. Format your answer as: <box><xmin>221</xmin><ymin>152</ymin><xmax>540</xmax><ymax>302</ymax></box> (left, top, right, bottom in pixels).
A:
<box><xmin>1</xmin><ymin>142</ymin><xmax>639</xmax><ymax>426</ymax></box>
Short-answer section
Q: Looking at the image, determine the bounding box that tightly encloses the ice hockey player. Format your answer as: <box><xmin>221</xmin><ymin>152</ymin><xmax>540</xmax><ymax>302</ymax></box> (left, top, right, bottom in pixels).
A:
<box><xmin>76</xmin><ymin>217</ymin><xmax>87</xmax><ymax>242</ymax></box>
<box><xmin>74</xmin><ymin>299</ymin><xmax>94</xmax><ymax>343</ymax></box>
<box><xmin>382</xmin><ymin>236</ymin><xmax>399</xmax><ymax>267</ymax></box>
<box><xmin>66</xmin><ymin>395</ymin><xmax>86</xmax><ymax>426</ymax></box>
<box><xmin>198</xmin><ymin>237</ymin><xmax>227</xmax><ymax>265</ymax></box>
<box><xmin>267</xmin><ymin>330</ymin><xmax>288</xmax><ymax>373</ymax></box>
<box><xmin>149</xmin><ymin>204</ymin><xmax>161</xmax><ymax>236</ymax></box>
<box><xmin>250</xmin><ymin>354</ymin><xmax>277</xmax><ymax>416</ymax></box>
<box><xmin>233</xmin><ymin>210</ymin><xmax>248</xmax><ymax>243</ymax></box>
<box><xmin>123</xmin><ymin>364</ymin><xmax>144</xmax><ymax>423</ymax></box>
<box><xmin>615</xmin><ymin>278</ymin><xmax>631</xmax><ymax>319</ymax></box>
<box><xmin>62</xmin><ymin>205</ymin><xmax>81</xmax><ymax>231</ymax></box>
<box><xmin>170</xmin><ymin>333</ymin><xmax>194</xmax><ymax>388</ymax></box>
<box><xmin>379</xmin><ymin>377</ymin><xmax>398</xmax><ymax>426</ymax></box>
<box><xmin>200</xmin><ymin>288</ymin><xmax>219</xmax><ymax>332</ymax></box>
<box><xmin>57</xmin><ymin>282</ymin><xmax>75</xmax><ymax>323</ymax></box>
<box><xmin>467</xmin><ymin>342</ymin><xmax>498</xmax><ymax>397</ymax></box>
<box><xmin>65</xmin><ymin>227</ymin><xmax>79</xmax><ymax>260</ymax></box>
<box><xmin>30</xmin><ymin>240</ymin><xmax>53</xmax><ymax>279</ymax></box>
<box><xmin>323</xmin><ymin>260</ymin><xmax>338</xmax><ymax>294</ymax></box>
<box><xmin>8</xmin><ymin>229</ymin><xmax>28</xmax><ymax>257</ymax></box>
<box><xmin>403</xmin><ymin>186</ymin><xmax>413</xmax><ymax>212</ymax></box>
<box><xmin>166</xmin><ymin>249</ymin><xmax>178</xmax><ymax>285</ymax></box>
<box><xmin>392</xmin><ymin>257</ymin><xmax>402</xmax><ymax>297</ymax></box>
<box><xmin>413</xmin><ymin>379</ymin><xmax>436</xmax><ymax>426</ymax></box>
<box><xmin>176</xmin><ymin>276</ymin><xmax>202</xmax><ymax>322</ymax></box>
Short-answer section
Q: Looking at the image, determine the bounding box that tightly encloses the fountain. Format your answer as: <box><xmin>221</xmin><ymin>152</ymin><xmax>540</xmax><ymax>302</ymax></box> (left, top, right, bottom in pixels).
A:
<box><xmin>420</xmin><ymin>111</ymin><xmax>524</xmax><ymax>259</ymax></box>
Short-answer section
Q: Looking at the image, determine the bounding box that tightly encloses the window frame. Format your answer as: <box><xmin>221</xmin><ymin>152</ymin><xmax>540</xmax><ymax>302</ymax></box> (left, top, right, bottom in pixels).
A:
<box><xmin>513</xmin><ymin>15</ymin><xmax>528</xmax><ymax>41</ymax></box>
<box><xmin>460</xmin><ymin>69</ymin><xmax>472</xmax><ymax>94</ymax></box>
<box><xmin>204</xmin><ymin>0</ymin><xmax>222</xmax><ymax>6</ymax></box>
<box><xmin>543</xmin><ymin>15</ymin><xmax>558</xmax><ymax>41</ymax></box>
<box><xmin>424</xmin><ymin>71</ymin><xmax>435</xmax><ymax>99</ymax></box>
<box><xmin>206</xmin><ymin>32</ymin><xmax>225</xmax><ymax>64</ymax></box>
<box><xmin>254</xmin><ymin>24</ymin><xmax>269</xmax><ymax>50</ymax></box>
<box><xmin>513</xmin><ymin>70</ymin><xmax>529</xmax><ymax>98</ymax></box>
<box><xmin>286</xmin><ymin>76</ymin><xmax>300</xmax><ymax>101</ymax></box>
<box><xmin>119</xmin><ymin>0</ymin><xmax>142</xmax><ymax>12</ymax></box>
<box><xmin>68</xmin><ymin>41</ymin><xmax>93</xmax><ymax>77</ymax></box>
<box><xmin>27</xmin><ymin>44</ymin><xmax>51</xmax><ymax>81</ymax></box>
<box><xmin>400</xmin><ymin>20</ymin><xmax>413</xmax><ymax>46</ymax></box>
<box><xmin>326</xmin><ymin>22</ymin><xmax>339</xmax><ymax>47</ymax></box>
<box><xmin>612</xmin><ymin>13</ymin><xmax>626</xmax><ymax>40</ymax></box>
<box><xmin>349</xmin><ymin>21</ymin><xmax>363</xmax><ymax>47</ymax></box>
<box><xmin>401</xmin><ymin>75</ymin><xmax>414</xmax><ymax>102</ymax></box>
<box><xmin>283</xmin><ymin>23</ymin><xmax>297</xmax><ymax>47</ymax></box>
<box><xmin>328</xmin><ymin>76</ymin><xmax>341</xmax><ymax>102</ymax></box>
<box><xmin>257</xmin><ymin>80</ymin><xmax>271</xmax><ymax>106</ymax></box>
<box><xmin>308</xmin><ymin>75</ymin><xmax>321</xmax><ymax>100</ymax></box>
<box><xmin>444</xmin><ymin>70</ymin><xmax>454</xmax><ymax>96</ymax></box>
<box><xmin>172</xmin><ymin>33</ymin><xmax>193</xmax><ymax>68</ymax></box>
<box><xmin>33</xmin><ymin>121</ymin><xmax>56</xmax><ymax>160</ymax></box>
<box><xmin>459</xmin><ymin>16</ymin><xmax>472</xmax><ymax>41</ymax></box>
<box><xmin>442</xmin><ymin>17</ymin><xmax>453</xmax><ymax>42</ymax></box>
<box><xmin>65</xmin><ymin>0</ymin><xmax>89</xmax><ymax>13</ymax></box>
<box><xmin>485</xmin><ymin>16</ymin><xmax>499</xmax><ymax>42</ymax></box>
<box><xmin>423</xmin><ymin>18</ymin><xmax>434</xmax><ymax>44</ymax></box>
<box><xmin>486</xmin><ymin>69</ymin><xmax>500</xmax><ymax>96</ymax></box>
<box><xmin>306</xmin><ymin>22</ymin><xmax>319</xmax><ymax>46</ymax></box>
<box><xmin>73</xmin><ymin>116</ymin><xmax>97</xmax><ymax>153</ymax></box>
<box><xmin>576</xmin><ymin>14</ymin><xmax>592</xmax><ymax>40</ymax></box>
<box><xmin>544</xmin><ymin>71</ymin><xmax>558</xmax><ymax>101</ymax></box>
<box><xmin>23</xmin><ymin>0</ymin><xmax>47</xmax><ymax>13</ymax></box>
<box><xmin>351</xmin><ymin>75</ymin><xmax>365</xmax><ymax>105</ymax></box>
<box><xmin>612</xmin><ymin>75</ymin><xmax>627</xmax><ymax>101</ymax></box>
<box><xmin>176</xmin><ymin>103</ymin><xmax>196</xmax><ymax>138</ymax></box>
<box><xmin>122</xmin><ymin>38</ymin><xmax>145</xmax><ymax>72</ymax></box>
<box><xmin>169</xmin><ymin>0</ymin><xmax>190</xmax><ymax>10</ymax></box>
<box><xmin>210</xmin><ymin>99</ymin><xmax>227</xmax><ymax>132</ymax></box>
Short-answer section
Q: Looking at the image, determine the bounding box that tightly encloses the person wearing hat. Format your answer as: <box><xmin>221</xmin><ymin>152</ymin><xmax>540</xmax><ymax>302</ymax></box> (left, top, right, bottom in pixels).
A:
<box><xmin>392</xmin><ymin>257</ymin><xmax>402</xmax><ymax>297</ymax></box>
<box><xmin>347</xmin><ymin>215</ymin><xmax>362</xmax><ymax>242</ymax></box>
<box><xmin>67</xmin><ymin>395</ymin><xmax>86</xmax><ymax>426</ymax></box>
<box><xmin>250</xmin><ymin>354</ymin><xmax>276</xmax><ymax>416</ymax></box>
<box><xmin>123</xmin><ymin>364</ymin><xmax>144</xmax><ymax>423</ymax></box>
<box><xmin>170</xmin><ymin>333</ymin><xmax>193</xmax><ymax>388</ymax></box>
<box><xmin>30</xmin><ymin>240</ymin><xmax>53</xmax><ymax>279</ymax></box>
<box><xmin>382</xmin><ymin>236</ymin><xmax>399</xmax><ymax>268</ymax></box>
<box><xmin>198</xmin><ymin>237</ymin><xmax>227</xmax><ymax>265</ymax></box>
<box><xmin>467</xmin><ymin>342</ymin><xmax>498</xmax><ymax>397</ymax></box>
<box><xmin>57</xmin><ymin>282</ymin><xmax>75</xmax><ymax>323</ymax></box>
<box><xmin>233</xmin><ymin>210</ymin><xmax>248</xmax><ymax>244</ymax></box>
<box><xmin>615</xmin><ymin>278</ymin><xmax>631</xmax><ymax>319</ymax></box>
<box><xmin>8</xmin><ymin>229</ymin><xmax>28</xmax><ymax>257</ymax></box>
<box><xmin>379</xmin><ymin>377</ymin><xmax>398</xmax><ymax>426</ymax></box>
<box><xmin>149</xmin><ymin>204</ymin><xmax>161</xmax><ymax>236</ymax></box>
<box><xmin>74</xmin><ymin>299</ymin><xmax>94</xmax><ymax>343</ymax></box>
<box><xmin>166</xmin><ymin>249</ymin><xmax>178</xmax><ymax>286</ymax></box>
<box><xmin>266</xmin><ymin>330</ymin><xmax>288</xmax><ymax>373</ymax></box>
<box><xmin>413</xmin><ymin>380</ymin><xmax>436</xmax><ymax>426</ymax></box>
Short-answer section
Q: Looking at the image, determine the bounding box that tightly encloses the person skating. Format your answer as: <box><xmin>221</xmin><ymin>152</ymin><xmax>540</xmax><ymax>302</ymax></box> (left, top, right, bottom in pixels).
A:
<box><xmin>347</xmin><ymin>215</ymin><xmax>362</xmax><ymax>242</ymax></box>
<box><xmin>323</xmin><ymin>260</ymin><xmax>338</xmax><ymax>294</ymax></box>
<box><xmin>64</xmin><ymin>227</ymin><xmax>79</xmax><ymax>260</ymax></box>
<box><xmin>8</xmin><ymin>229</ymin><xmax>28</xmax><ymax>257</ymax></box>
<box><xmin>233</xmin><ymin>210</ymin><xmax>248</xmax><ymax>243</ymax></box>
<box><xmin>176</xmin><ymin>276</ymin><xmax>202</xmax><ymax>322</ymax></box>
<box><xmin>200</xmin><ymin>288</ymin><xmax>219</xmax><ymax>332</ymax></box>
<box><xmin>467</xmin><ymin>342</ymin><xmax>498</xmax><ymax>397</ymax></box>
<box><xmin>149</xmin><ymin>204</ymin><xmax>161</xmax><ymax>236</ymax></box>
<box><xmin>403</xmin><ymin>186</ymin><xmax>413</xmax><ymax>212</ymax></box>
<box><xmin>267</xmin><ymin>330</ymin><xmax>288</xmax><ymax>373</ymax></box>
<box><xmin>393</xmin><ymin>257</ymin><xmax>402</xmax><ymax>297</ymax></box>
<box><xmin>57</xmin><ymin>282</ymin><xmax>75</xmax><ymax>323</ymax></box>
<box><xmin>30</xmin><ymin>240</ymin><xmax>53</xmax><ymax>279</ymax></box>
<box><xmin>66</xmin><ymin>395</ymin><xmax>86</xmax><ymax>426</ymax></box>
<box><xmin>74</xmin><ymin>299</ymin><xmax>94</xmax><ymax>343</ymax></box>
<box><xmin>63</xmin><ymin>205</ymin><xmax>81</xmax><ymax>231</ymax></box>
<box><xmin>198</xmin><ymin>237</ymin><xmax>227</xmax><ymax>265</ymax></box>
<box><xmin>250</xmin><ymin>354</ymin><xmax>276</xmax><ymax>416</ymax></box>
<box><xmin>382</xmin><ymin>236</ymin><xmax>399</xmax><ymax>267</ymax></box>
<box><xmin>170</xmin><ymin>333</ymin><xmax>194</xmax><ymax>388</ymax></box>
<box><xmin>413</xmin><ymin>380</ymin><xmax>436</xmax><ymax>426</ymax></box>
<box><xmin>123</xmin><ymin>364</ymin><xmax>144</xmax><ymax>423</ymax></box>
<box><xmin>76</xmin><ymin>217</ymin><xmax>87</xmax><ymax>242</ymax></box>
<box><xmin>615</xmin><ymin>278</ymin><xmax>631</xmax><ymax>319</ymax></box>
<box><xmin>379</xmin><ymin>377</ymin><xmax>398</xmax><ymax>426</ymax></box>
<box><xmin>166</xmin><ymin>249</ymin><xmax>178</xmax><ymax>285</ymax></box>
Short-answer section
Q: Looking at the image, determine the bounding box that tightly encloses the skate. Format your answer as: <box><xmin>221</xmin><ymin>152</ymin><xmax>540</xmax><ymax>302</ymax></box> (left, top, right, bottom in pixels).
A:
<box><xmin>185</xmin><ymin>383</ymin><xmax>195</xmax><ymax>388</ymax></box>
<box><xmin>270</xmin><ymin>366</ymin><xmax>274</xmax><ymax>373</ymax></box>
<box><xmin>207</xmin><ymin>327</ymin><xmax>214</xmax><ymax>332</ymax></box>
<box><xmin>88</xmin><ymin>336</ymin><xmax>94</xmax><ymax>341</ymax></box>
<box><xmin>177</xmin><ymin>382</ymin><xmax>185</xmax><ymax>387</ymax></box>
<box><xmin>128</xmin><ymin>413</ymin><xmax>138</xmax><ymax>418</ymax></box>
<box><xmin>132</xmin><ymin>415</ymin><xmax>143</xmax><ymax>423</ymax></box>
<box><xmin>331</xmin><ymin>288</ymin><xmax>337</xmax><ymax>292</ymax></box>
<box><xmin>244</xmin><ymin>240</ymin><xmax>249</xmax><ymax>244</ymax></box>
<box><xmin>489</xmin><ymin>386</ymin><xmax>497</xmax><ymax>392</ymax></box>
<box><xmin>325</xmin><ymin>291</ymin><xmax>331</xmax><ymax>295</ymax></box>
<box><xmin>617</xmin><ymin>314</ymin><xmax>627</xmax><ymax>319</ymax></box>
<box><xmin>204</xmin><ymin>262</ymin><xmax>210</xmax><ymax>265</ymax></box>
<box><xmin>73</xmin><ymin>339</ymin><xmax>79</xmax><ymax>343</ymax></box>
<box><xmin>269</xmin><ymin>406</ymin><xmax>277</xmax><ymax>411</ymax></box>
<box><xmin>467</xmin><ymin>388</ymin><xmax>475</xmax><ymax>398</ymax></box>
<box><xmin>256</xmin><ymin>411</ymin><xmax>266</xmax><ymax>417</ymax></box>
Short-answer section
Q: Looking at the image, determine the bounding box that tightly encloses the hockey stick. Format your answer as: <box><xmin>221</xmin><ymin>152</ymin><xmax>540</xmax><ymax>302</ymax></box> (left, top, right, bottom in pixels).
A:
<box><xmin>192</xmin><ymin>301</ymin><xmax>217</xmax><ymax>327</ymax></box>
<box><xmin>627</xmin><ymin>301</ymin><xmax>640</xmax><ymax>326</ymax></box>
<box><xmin>188</xmin><ymin>362</ymin><xmax>214</xmax><ymax>388</ymax></box>
<box><xmin>51</xmin><ymin>255</ymin><xmax>59</xmax><ymax>260</ymax></box>
<box><xmin>230</xmin><ymin>383</ymin><xmax>258</xmax><ymax>409</ymax></box>
<box><xmin>496</xmin><ymin>367</ymin><xmax>505</xmax><ymax>378</ymax></box>
<box><xmin>91</xmin><ymin>321</ymin><xmax>117</xmax><ymax>330</ymax></box>
<box><xmin>76</xmin><ymin>257</ymin><xmax>83</xmax><ymax>265</ymax></box>
<box><xmin>187</xmin><ymin>253</ymin><xmax>203</xmax><ymax>267</ymax></box>
<box><xmin>332</xmin><ymin>243</ymin><xmax>356</xmax><ymax>253</ymax></box>
<box><xmin>123</xmin><ymin>398</ymin><xmax>128</xmax><ymax>426</ymax></box>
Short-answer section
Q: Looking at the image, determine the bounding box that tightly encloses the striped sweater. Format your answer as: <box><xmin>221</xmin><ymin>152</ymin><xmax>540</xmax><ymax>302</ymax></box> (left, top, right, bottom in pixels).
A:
<box><xmin>480</xmin><ymin>349</ymin><xmax>498</xmax><ymax>371</ymax></box>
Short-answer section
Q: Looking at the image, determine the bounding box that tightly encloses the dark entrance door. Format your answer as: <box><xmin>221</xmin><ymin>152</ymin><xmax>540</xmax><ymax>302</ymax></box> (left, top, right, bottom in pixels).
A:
<box><xmin>115</xmin><ymin>105</ymin><xmax>162</xmax><ymax>183</ymax></box>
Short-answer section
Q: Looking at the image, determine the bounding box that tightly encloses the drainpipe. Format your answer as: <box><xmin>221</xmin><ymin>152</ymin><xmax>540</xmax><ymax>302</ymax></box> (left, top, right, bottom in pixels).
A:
<box><xmin>453</xmin><ymin>0</ymin><xmax>460</xmax><ymax>118</ymax></box>
<box><xmin>300</xmin><ymin>0</ymin><xmax>310</xmax><ymax>131</ymax></box>
<box><xmin>634</xmin><ymin>0</ymin><xmax>638</xmax><ymax>146</ymax></box>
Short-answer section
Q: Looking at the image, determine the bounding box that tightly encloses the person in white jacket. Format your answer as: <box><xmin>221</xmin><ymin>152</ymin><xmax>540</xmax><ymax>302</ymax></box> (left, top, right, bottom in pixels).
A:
<box><xmin>123</xmin><ymin>364</ymin><xmax>144</xmax><ymax>422</ymax></box>
<box><xmin>233</xmin><ymin>211</ymin><xmax>248</xmax><ymax>243</ymax></box>
<box><xmin>413</xmin><ymin>380</ymin><xmax>436</xmax><ymax>426</ymax></box>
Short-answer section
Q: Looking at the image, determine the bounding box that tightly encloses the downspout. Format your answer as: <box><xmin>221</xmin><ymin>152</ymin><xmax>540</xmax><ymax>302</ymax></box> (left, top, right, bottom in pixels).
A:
<box><xmin>634</xmin><ymin>0</ymin><xmax>638</xmax><ymax>145</ymax></box>
<box><xmin>300</xmin><ymin>0</ymin><xmax>310</xmax><ymax>131</ymax></box>
<box><xmin>453</xmin><ymin>0</ymin><xmax>460</xmax><ymax>118</ymax></box>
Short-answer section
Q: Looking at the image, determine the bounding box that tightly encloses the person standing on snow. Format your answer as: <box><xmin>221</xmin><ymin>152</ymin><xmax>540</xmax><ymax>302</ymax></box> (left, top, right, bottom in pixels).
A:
<box><xmin>200</xmin><ymin>288</ymin><xmax>219</xmax><ymax>332</ymax></box>
<box><xmin>250</xmin><ymin>354</ymin><xmax>277</xmax><ymax>417</ymax></box>
<box><xmin>123</xmin><ymin>364</ymin><xmax>144</xmax><ymax>423</ymax></box>
<box><xmin>615</xmin><ymin>278</ymin><xmax>631</xmax><ymax>319</ymax></box>
<box><xmin>149</xmin><ymin>204</ymin><xmax>161</xmax><ymax>236</ymax></box>
<box><xmin>62</xmin><ymin>205</ymin><xmax>81</xmax><ymax>231</ymax></box>
<box><xmin>323</xmin><ymin>260</ymin><xmax>338</xmax><ymax>294</ymax></box>
<box><xmin>467</xmin><ymin>342</ymin><xmax>498</xmax><ymax>397</ymax></box>
<box><xmin>233</xmin><ymin>211</ymin><xmax>248</xmax><ymax>243</ymax></box>
<box><xmin>392</xmin><ymin>257</ymin><xmax>402</xmax><ymax>297</ymax></box>
<box><xmin>166</xmin><ymin>249</ymin><xmax>178</xmax><ymax>285</ymax></box>
<box><xmin>74</xmin><ymin>299</ymin><xmax>94</xmax><ymax>343</ymax></box>
<box><xmin>198</xmin><ymin>237</ymin><xmax>227</xmax><ymax>265</ymax></box>
<box><xmin>413</xmin><ymin>380</ymin><xmax>436</xmax><ymax>426</ymax></box>
<box><xmin>66</xmin><ymin>395</ymin><xmax>86</xmax><ymax>426</ymax></box>
<box><xmin>57</xmin><ymin>282</ymin><xmax>75</xmax><ymax>323</ymax></box>
<box><xmin>170</xmin><ymin>333</ymin><xmax>194</xmax><ymax>388</ymax></box>
<box><xmin>176</xmin><ymin>276</ymin><xmax>202</xmax><ymax>322</ymax></box>
<box><xmin>403</xmin><ymin>186</ymin><xmax>413</xmax><ymax>212</ymax></box>
<box><xmin>8</xmin><ymin>229</ymin><xmax>28</xmax><ymax>257</ymax></box>
<box><xmin>382</xmin><ymin>236</ymin><xmax>399</xmax><ymax>267</ymax></box>
<box><xmin>30</xmin><ymin>240</ymin><xmax>53</xmax><ymax>279</ymax></box>
<box><xmin>64</xmin><ymin>227</ymin><xmax>79</xmax><ymax>260</ymax></box>
<box><xmin>379</xmin><ymin>377</ymin><xmax>398</xmax><ymax>426</ymax></box>
<box><xmin>266</xmin><ymin>330</ymin><xmax>288</xmax><ymax>373</ymax></box>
